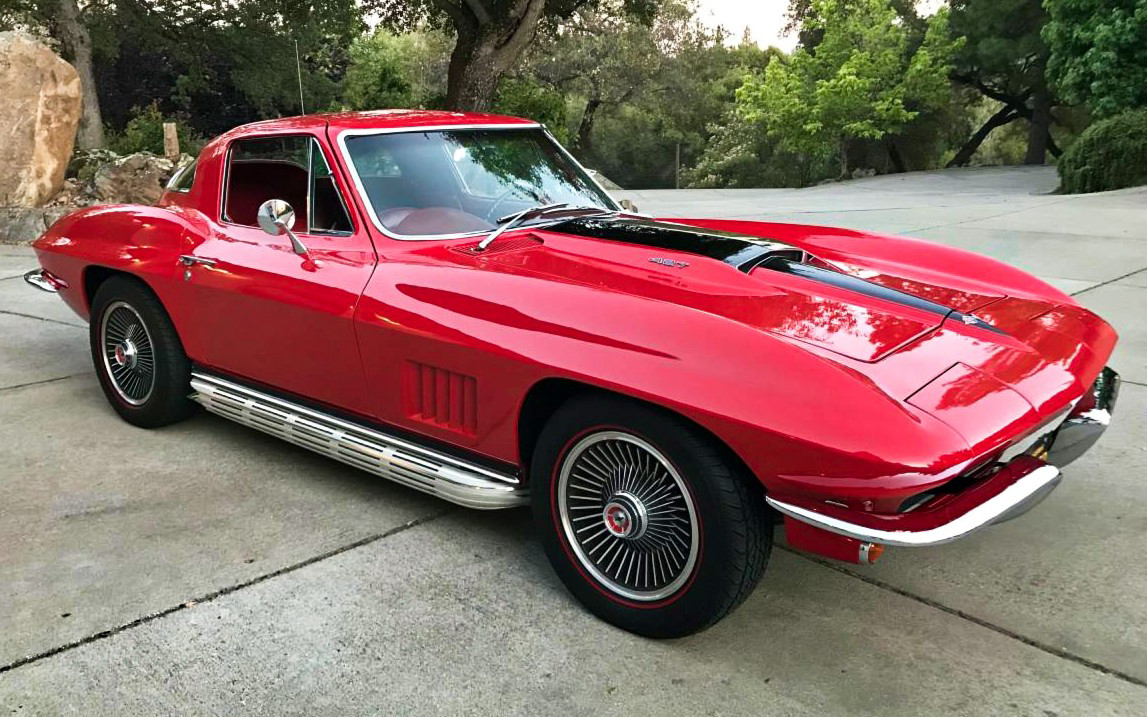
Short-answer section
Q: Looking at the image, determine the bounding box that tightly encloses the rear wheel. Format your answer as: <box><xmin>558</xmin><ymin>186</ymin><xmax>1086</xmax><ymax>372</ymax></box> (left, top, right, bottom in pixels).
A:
<box><xmin>531</xmin><ymin>394</ymin><xmax>771</xmax><ymax>638</ymax></box>
<box><xmin>89</xmin><ymin>275</ymin><xmax>195</xmax><ymax>428</ymax></box>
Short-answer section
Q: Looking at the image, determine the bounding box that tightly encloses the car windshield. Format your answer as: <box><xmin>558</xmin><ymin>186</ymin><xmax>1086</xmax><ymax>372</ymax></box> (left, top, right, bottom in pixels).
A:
<box><xmin>342</xmin><ymin>128</ymin><xmax>616</xmax><ymax>237</ymax></box>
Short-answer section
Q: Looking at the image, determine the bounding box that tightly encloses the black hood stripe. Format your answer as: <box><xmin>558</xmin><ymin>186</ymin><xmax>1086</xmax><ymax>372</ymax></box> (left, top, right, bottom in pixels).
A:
<box><xmin>547</xmin><ymin>217</ymin><xmax>803</xmax><ymax>272</ymax></box>
<box><xmin>548</xmin><ymin>216</ymin><xmax>1008</xmax><ymax>335</ymax></box>
<box><xmin>763</xmin><ymin>258</ymin><xmax>1007</xmax><ymax>334</ymax></box>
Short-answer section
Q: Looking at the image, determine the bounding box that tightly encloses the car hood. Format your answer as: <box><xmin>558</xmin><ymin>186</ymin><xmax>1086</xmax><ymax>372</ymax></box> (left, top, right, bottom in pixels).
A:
<box><xmin>531</xmin><ymin>216</ymin><xmax>1017</xmax><ymax>363</ymax></box>
<box><xmin>464</xmin><ymin>216</ymin><xmax>1114</xmax><ymax>419</ymax></box>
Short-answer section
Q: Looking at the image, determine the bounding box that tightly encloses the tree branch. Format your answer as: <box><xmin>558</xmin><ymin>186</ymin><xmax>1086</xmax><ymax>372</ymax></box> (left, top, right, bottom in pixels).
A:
<box><xmin>494</xmin><ymin>0</ymin><xmax>547</xmax><ymax>62</ymax></box>
<box><xmin>462</xmin><ymin>0</ymin><xmax>492</xmax><ymax>25</ymax></box>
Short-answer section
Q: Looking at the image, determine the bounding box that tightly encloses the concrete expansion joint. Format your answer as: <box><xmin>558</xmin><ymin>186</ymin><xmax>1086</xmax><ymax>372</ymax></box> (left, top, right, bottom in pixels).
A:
<box><xmin>0</xmin><ymin>308</ymin><xmax>85</xmax><ymax>329</ymax></box>
<box><xmin>0</xmin><ymin>373</ymin><xmax>90</xmax><ymax>394</ymax></box>
<box><xmin>777</xmin><ymin>545</ymin><xmax>1147</xmax><ymax>690</ymax></box>
<box><xmin>0</xmin><ymin>510</ymin><xmax>451</xmax><ymax>677</ymax></box>
<box><xmin>1070</xmin><ymin>266</ymin><xmax>1147</xmax><ymax>296</ymax></box>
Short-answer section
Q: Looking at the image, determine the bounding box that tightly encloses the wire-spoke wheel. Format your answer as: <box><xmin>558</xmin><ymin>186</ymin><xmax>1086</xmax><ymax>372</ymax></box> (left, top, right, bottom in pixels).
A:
<box><xmin>99</xmin><ymin>300</ymin><xmax>156</xmax><ymax>406</ymax></box>
<box><xmin>89</xmin><ymin>275</ymin><xmax>195</xmax><ymax>428</ymax></box>
<box><xmin>557</xmin><ymin>431</ymin><xmax>699</xmax><ymax>601</ymax></box>
<box><xmin>532</xmin><ymin>394</ymin><xmax>772</xmax><ymax>638</ymax></box>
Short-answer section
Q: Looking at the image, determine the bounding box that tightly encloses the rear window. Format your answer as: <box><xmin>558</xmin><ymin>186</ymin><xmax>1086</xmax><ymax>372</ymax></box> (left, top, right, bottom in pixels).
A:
<box><xmin>167</xmin><ymin>158</ymin><xmax>197</xmax><ymax>192</ymax></box>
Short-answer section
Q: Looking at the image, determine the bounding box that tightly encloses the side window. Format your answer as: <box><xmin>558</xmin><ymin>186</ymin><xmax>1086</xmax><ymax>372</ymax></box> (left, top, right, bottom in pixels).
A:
<box><xmin>167</xmin><ymin>158</ymin><xmax>197</xmax><ymax>192</ymax></box>
<box><xmin>308</xmin><ymin>139</ymin><xmax>353</xmax><ymax>235</ymax></box>
<box><xmin>223</xmin><ymin>136</ymin><xmax>352</xmax><ymax>235</ymax></box>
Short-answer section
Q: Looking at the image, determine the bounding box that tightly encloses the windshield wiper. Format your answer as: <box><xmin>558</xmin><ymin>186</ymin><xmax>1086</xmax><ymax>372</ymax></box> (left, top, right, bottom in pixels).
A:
<box><xmin>476</xmin><ymin>203</ymin><xmax>615</xmax><ymax>252</ymax></box>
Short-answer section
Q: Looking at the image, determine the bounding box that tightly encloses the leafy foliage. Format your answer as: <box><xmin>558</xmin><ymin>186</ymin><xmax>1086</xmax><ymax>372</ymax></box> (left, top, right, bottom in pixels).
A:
<box><xmin>1044</xmin><ymin>0</ymin><xmax>1147</xmax><ymax>117</ymax></box>
<box><xmin>493</xmin><ymin>78</ymin><xmax>570</xmax><ymax>142</ymax></box>
<box><xmin>1057</xmin><ymin>109</ymin><xmax>1147</xmax><ymax>192</ymax></box>
<box><xmin>737</xmin><ymin>0</ymin><xmax>958</xmax><ymax>176</ymax></box>
<box><xmin>106</xmin><ymin>102</ymin><xmax>200</xmax><ymax>155</ymax></box>
<box><xmin>343</xmin><ymin>30</ymin><xmax>453</xmax><ymax>111</ymax></box>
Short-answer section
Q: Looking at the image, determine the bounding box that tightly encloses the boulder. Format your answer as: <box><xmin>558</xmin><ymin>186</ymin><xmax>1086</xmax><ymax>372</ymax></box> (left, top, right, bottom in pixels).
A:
<box><xmin>0</xmin><ymin>32</ymin><xmax>83</xmax><ymax>207</ymax></box>
<box><xmin>92</xmin><ymin>153</ymin><xmax>178</xmax><ymax>205</ymax></box>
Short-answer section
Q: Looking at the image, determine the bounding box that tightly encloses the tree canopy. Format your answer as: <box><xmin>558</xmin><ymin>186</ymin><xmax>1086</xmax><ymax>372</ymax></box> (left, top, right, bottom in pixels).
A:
<box><xmin>1043</xmin><ymin>0</ymin><xmax>1147</xmax><ymax>117</ymax></box>
<box><xmin>0</xmin><ymin>0</ymin><xmax>1141</xmax><ymax>190</ymax></box>
<box><xmin>736</xmin><ymin>0</ymin><xmax>957</xmax><ymax>177</ymax></box>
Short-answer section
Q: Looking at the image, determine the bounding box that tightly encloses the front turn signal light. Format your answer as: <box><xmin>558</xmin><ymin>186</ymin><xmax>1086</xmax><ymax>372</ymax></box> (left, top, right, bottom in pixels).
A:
<box><xmin>859</xmin><ymin>542</ymin><xmax>885</xmax><ymax>564</ymax></box>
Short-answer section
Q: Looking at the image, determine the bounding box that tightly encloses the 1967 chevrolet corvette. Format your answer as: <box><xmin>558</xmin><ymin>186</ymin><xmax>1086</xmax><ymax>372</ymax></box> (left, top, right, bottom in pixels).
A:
<box><xmin>26</xmin><ymin>110</ymin><xmax>1119</xmax><ymax>637</ymax></box>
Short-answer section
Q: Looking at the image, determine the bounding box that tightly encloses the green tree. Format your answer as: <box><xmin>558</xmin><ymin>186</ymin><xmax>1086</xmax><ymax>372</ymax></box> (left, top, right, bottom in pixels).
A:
<box><xmin>947</xmin><ymin>0</ymin><xmax>1060</xmax><ymax>165</ymax></box>
<box><xmin>1044</xmin><ymin>0</ymin><xmax>1147</xmax><ymax>117</ymax></box>
<box><xmin>343</xmin><ymin>29</ymin><xmax>453</xmax><ymax>111</ymax></box>
<box><xmin>367</xmin><ymin>0</ymin><xmax>660</xmax><ymax>112</ymax></box>
<box><xmin>520</xmin><ymin>0</ymin><xmax>738</xmax><ymax>187</ymax></box>
<box><xmin>91</xmin><ymin>1</ymin><xmax>362</xmax><ymax>137</ymax></box>
<box><xmin>739</xmin><ymin>0</ymin><xmax>957</xmax><ymax>177</ymax></box>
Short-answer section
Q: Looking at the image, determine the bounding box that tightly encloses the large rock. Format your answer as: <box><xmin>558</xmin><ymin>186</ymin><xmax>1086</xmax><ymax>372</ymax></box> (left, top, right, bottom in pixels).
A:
<box><xmin>0</xmin><ymin>32</ymin><xmax>83</xmax><ymax>207</ymax></box>
<box><xmin>92</xmin><ymin>153</ymin><xmax>178</xmax><ymax>205</ymax></box>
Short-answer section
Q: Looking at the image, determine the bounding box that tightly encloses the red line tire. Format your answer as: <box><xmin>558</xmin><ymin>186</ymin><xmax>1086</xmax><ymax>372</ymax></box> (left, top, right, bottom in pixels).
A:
<box><xmin>530</xmin><ymin>393</ymin><xmax>771</xmax><ymax>638</ymax></box>
<box><xmin>89</xmin><ymin>275</ymin><xmax>196</xmax><ymax>428</ymax></box>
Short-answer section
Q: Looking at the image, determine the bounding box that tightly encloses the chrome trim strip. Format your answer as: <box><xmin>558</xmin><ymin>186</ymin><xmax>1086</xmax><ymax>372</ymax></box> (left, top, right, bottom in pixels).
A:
<box><xmin>334</xmin><ymin>124</ymin><xmax>620</xmax><ymax>242</ymax></box>
<box><xmin>24</xmin><ymin>269</ymin><xmax>58</xmax><ymax>293</ymax></box>
<box><xmin>767</xmin><ymin>463</ymin><xmax>1062</xmax><ymax>547</ymax></box>
<box><xmin>189</xmin><ymin>372</ymin><xmax>526</xmax><ymax>510</ymax></box>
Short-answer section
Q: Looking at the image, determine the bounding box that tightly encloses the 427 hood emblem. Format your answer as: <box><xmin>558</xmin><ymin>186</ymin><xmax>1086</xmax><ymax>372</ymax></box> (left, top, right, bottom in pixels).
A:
<box><xmin>649</xmin><ymin>257</ymin><xmax>690</xmax><ymax>269</ymax></box>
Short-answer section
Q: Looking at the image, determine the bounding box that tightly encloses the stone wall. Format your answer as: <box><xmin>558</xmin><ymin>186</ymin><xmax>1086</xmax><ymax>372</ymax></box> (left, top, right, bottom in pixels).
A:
<box><xmin>0</xmin><ymin>208</ymin><xmax>72</xmax><ymax>245</ymax></box>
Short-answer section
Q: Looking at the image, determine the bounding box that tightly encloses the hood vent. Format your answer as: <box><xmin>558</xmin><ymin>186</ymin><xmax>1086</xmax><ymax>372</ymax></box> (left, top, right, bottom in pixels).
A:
<box><xmin>547</xmin><ymin>217</ymin><xmax>804</xmax><ymax>272</ymax></box>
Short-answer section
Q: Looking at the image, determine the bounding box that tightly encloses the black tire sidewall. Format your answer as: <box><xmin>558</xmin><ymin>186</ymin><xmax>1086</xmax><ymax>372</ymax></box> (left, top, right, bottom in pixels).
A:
<box><xmin>530</xmin><ymin>394</ymin><xmax>770</xmax><ymax>638</ymax></box>
<box><xmin>89</xmin><ymin>276</ymin><xmax>194</xmax><ymax>428</ymax></box>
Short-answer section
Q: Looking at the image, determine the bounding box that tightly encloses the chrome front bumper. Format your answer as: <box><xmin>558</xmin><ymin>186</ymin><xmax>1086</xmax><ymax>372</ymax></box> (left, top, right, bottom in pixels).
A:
<box><xmin>769</xmin><ymin>366</ymin><xmax>1119</xmax><ymax>548</ymax></box>
<box><xmin>1047</xmin><ymin>366</ymin><xmax>1120</xmax><ymax>468</ymax></box>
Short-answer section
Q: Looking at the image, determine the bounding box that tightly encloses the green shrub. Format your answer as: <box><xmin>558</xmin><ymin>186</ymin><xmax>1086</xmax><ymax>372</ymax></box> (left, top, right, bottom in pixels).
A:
<box><xmin>494</xmin><ymin>79</ymin><xmax>569</xmax><ymax>144</ymax></box>
<box><xmin>1058</xmin><ymin>110</ymin><xmax>1147</xmax><ymax>193</ymax></box>
<box><xmin>107</xmin><ymin>103</ymin><xmax>200</xmax><ymax>156</ymax></box>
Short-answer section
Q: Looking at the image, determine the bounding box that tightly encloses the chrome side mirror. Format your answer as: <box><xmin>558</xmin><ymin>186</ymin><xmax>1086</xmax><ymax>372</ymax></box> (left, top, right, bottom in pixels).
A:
<box><xmin>619</xmin><ymin>198</ymin><xmax>639</xmax><ymax>214</ymax></box>
<box><xmin>257</xmin><ymin>199</ymin><xmax>308</xmax><ymax>255</ymax></box>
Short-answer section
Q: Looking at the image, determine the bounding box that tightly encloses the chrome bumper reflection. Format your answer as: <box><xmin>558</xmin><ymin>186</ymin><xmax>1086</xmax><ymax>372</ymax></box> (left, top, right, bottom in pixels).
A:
<box><xmin>1047</xmin><ymin>366</ymin><xmax>1120</xmax><ymax>469</ymax></box>
<box><xmin>23</xmin><ymin>269</ymin><xmax>58</xmax><ymax>293</ymax></box>
<box><xmin>768</xmin><ymin>461</ymin><xmax>1062</xmax><ymax>547</ymax></box>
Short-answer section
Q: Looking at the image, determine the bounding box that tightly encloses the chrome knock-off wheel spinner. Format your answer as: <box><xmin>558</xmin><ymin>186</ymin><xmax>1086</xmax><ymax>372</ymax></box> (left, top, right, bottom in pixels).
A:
<box><xmin>100</xmin><ymin>300</ymin><xmax>156</xmax><ymax>406</ymax></box>
<box><xmin>557</xmin><ymin>431</ymin><xmax>700</xmax><ymax>602</ymax></box>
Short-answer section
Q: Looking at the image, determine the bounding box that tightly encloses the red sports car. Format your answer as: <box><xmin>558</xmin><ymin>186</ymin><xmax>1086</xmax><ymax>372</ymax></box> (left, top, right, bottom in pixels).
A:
<box><xmin>26</xmin><ymin>111</ymin><xmax>1119</xmax><ymax>637</ymax></box>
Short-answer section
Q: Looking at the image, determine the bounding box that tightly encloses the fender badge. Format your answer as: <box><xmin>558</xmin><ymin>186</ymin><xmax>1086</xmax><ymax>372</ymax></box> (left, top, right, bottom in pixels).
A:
<box><xmin>649</xmin><ymin>257</ymin><xmax>689</xmax><ymax>269</ymax></box>
<box><xmin>961</xmin><ymin>314</ymin><xmax>981</xmax><ymax>325</ymax></box>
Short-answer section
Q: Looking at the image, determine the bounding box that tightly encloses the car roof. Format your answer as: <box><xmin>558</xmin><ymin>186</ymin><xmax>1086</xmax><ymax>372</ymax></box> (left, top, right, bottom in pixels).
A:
<box><xmin>222</xmin><ymin>109</ymin><xmax>538</xmax><ymax>138</ymax></box>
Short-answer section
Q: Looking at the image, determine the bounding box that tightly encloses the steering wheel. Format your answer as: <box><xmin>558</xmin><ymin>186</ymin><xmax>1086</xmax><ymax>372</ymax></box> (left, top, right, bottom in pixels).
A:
<box><xmin>484</xmin><ymin>188</ymin><xmax>519</xmax><ymax>224</ymax></box>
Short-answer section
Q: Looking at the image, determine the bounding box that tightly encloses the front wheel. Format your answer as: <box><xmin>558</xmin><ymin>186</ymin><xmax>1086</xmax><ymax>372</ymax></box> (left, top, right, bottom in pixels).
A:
<box><xmin>89</xmin><ymin>275</ymin><xmax>195</xmax><ymax>428</ymax></box>
<box><xmin>531</xmin><ymin>394</ymin><xmax>771</xmax><ymax>638</ymax></box>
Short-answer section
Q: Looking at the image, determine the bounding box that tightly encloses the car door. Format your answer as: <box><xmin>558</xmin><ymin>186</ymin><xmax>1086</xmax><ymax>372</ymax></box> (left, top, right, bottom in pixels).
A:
<box><xmin>178</xmin><ymin>132</ymin><xmax>377</xmax><ymax>416</ymax></box>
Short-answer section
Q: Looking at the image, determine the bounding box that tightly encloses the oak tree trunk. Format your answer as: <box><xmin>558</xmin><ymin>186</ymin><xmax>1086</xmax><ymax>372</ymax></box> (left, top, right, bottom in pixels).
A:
<box><xmin>1024</xmin><ymin>61</ymin><xmax>1053</xmax><ymax>165</ymax></box>
<box><xmin>444</xmin><ymin>0</ymin><xmax>547</xmax><ymax>112</ymax></box>
<box><xmin>947</xmin><ymin>103</ymin><xmax>1020</xmax><ymax>168</ymax></box>
<box><xmin>56</xmin><ymin>0</ymin><xmax>106</xmax><ymax>149</ymax></box>
<box><xmin>577</xmin><ymin>96</ymin><xmax>601</xmax><ymax>153</ymax></box>
<box><xmin>885</xmin><ymin>137</ymin><xmax>907</xmax><ymax>173</ymax></box>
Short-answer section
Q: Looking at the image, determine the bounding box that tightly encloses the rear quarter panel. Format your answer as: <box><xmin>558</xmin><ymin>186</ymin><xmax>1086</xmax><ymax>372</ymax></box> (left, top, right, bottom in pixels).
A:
<box><xmin>33</xmin><ymin>204</ymin><xmax>191</xmax><ymax>321</ymax></box>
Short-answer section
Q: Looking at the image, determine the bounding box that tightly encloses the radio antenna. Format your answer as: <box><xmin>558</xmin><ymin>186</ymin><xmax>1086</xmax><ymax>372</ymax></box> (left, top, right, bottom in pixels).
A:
<box><xmin>295</xmin><ymin>39</ymin><xmax>306</xmax><ymax>115</ymax></box>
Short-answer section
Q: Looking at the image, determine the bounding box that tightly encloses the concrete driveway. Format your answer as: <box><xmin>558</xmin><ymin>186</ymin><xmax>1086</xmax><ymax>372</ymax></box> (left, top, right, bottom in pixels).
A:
<box><xmin>1</xmin><ymin>166</ymin><xmax>1145</xmax><ymax>715</ymax></box>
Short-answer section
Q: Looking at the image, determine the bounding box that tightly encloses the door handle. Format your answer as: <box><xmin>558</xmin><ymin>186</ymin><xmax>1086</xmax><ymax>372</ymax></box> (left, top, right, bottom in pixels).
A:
<box><xmin>179</xmin><ymin>255</ymin><xmax>217</xmax><ymax>267</ymax></box>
